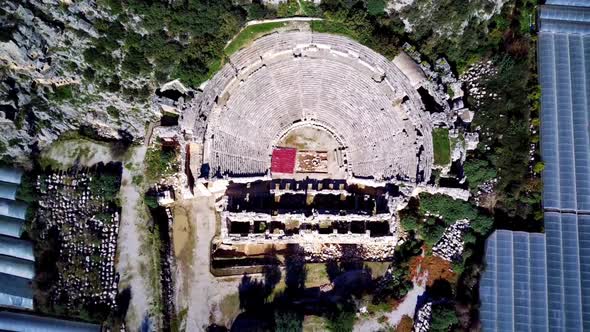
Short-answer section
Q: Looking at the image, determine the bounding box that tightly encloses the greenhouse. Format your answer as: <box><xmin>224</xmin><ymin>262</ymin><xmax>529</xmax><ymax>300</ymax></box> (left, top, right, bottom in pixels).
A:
<box><xmin>0</xmin><ymin>182</ymin><xmax>18</xmax><ymax>200</ymax></box>
<box><xmin>481</xmin><ymin>2</ymin><xmax>590</xmax><ymax>331</ymax></box>
<box><xmin>480</xmin><ymin>230</ymin><xmax>548</xmax><ymax>332</ymax></box>
<box><xmin>0</xmin><ymin>168</ymin><xmax>22</xmax><ymax>185</ymax></box>
<box><xmin>0</xmin><ymin>311</ymin><xmax>100</xmax><ymax>332</ymax></box>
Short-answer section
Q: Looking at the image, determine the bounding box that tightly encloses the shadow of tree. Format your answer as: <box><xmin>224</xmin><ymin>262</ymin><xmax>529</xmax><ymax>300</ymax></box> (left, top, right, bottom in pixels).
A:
<box><xmin>140</xmin><ymin>312</ymin><xmax>151</xmax><ymax>332</ymax></box>
<box><xmin>285</xmin><ymin>255</ymin><xmax>306</xmax><ymax>295</ymax></box>
<box><xmin>115</xmin><ymin>286</ymin><xmax>131</xmax><ymax>321</ymax></box>
<box><xmin>207</xmin><ymin>324</ymin><xmax>229</xmax><ymax>332</ymax></box>
<box><xmin>232</xmin><ymin>264</ymin><xmax>284</xmax><ymax>331</ymax></box>
<box><xmin>238</xmin><ymin>274</ymin><xmax>268</xmax><ymax>312</ymax></box>
<box><xmin>231</xmin><ymin>252</ymin><xmax>381</xmax><ymax>332</ymax></box>
<box><xmin>326</xmin><ymin>259</ymin><xmax>341</xmax><ymax>282</ymax></box>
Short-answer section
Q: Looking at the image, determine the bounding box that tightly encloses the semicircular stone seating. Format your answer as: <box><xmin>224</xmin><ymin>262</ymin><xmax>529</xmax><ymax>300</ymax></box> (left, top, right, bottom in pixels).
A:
<box><xmin>186</xmin><ymin>31</ymin><xmax>433</xmax><ymax>182</ymax></box>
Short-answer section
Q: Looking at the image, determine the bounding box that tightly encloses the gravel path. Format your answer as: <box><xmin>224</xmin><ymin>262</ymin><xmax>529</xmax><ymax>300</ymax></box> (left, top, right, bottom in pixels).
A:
<box><xmin>354</xmin><ymin>282</ymin><xmax>425</xmax><ymax>331</ymax></box>
<box><xmin>116</xmin><ymin>146</ymin><xmax>154</xmax><ymax>331</ymax></box>
<box><xmin>174</xmin><ymin>193</ymin><xmax>245</xmax><ymax>331</ymax></box>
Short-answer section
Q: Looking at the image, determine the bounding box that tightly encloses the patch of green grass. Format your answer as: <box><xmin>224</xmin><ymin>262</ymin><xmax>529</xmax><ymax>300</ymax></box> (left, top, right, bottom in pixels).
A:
<box><xmin>225</xmin><ymin>22</ymin><xmax>287</xmax><ymax>56</ymax></box>
<box><xmin>432</xmin><ymin>128</ymin><xmax>450</xmax><ymax>166</ymax></box>
<box><xmin>39</xmin><ymin>156</ymin><xmax>64</xmax><ymax>170</ymax></box>
<box><xmin>305</xmin><ymin>263</ymin><xmax>330</xmax><ymax>288</ymax></box>
<box><xmin>303</xmin><ymin>315</ymin><xmax>328</xmax><ymax>332</ymax></box>
<box><xmin>171</xmin><ymin>307</ymin><xmax>188</xmax><ymax>332</ymax></box>
<box><xmin>132</xmin><ymin>174</ymin><xmax>143</xmax><ymax>186</ymax></box>
<box><xmin>363</xmin><ymin>262</ymin><xmax>390</xmax><ymax>278</ymax></box>
<box><xmin>311</xmin><ymin>19</ymin><xmax>359</xmax><ymax>44</ymax></box>
<box><xmin>145</xmin><ymin>145</ymin><xmax>178</xmax><ymax>184</ymax></box>
<box><xmin>367</xmin><ymin>0</ymin><xmax>387</xmax><ymax>16</ymax></box>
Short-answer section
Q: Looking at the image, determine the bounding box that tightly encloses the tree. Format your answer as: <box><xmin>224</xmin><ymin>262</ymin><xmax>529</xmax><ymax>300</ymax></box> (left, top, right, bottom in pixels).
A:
<box><xmin>409</xmin><ymin>256</ymin><xmax>456</xmax><ymax>287</ymax></box>
<box><xmin>274</xmin><ymin>310</ymin><xmax>303</xmax><ymax>332</ymax></box>
<box><xmin>430</xmin><ymin>303</ymin><xmax>459</xmax><ymax>332</ymax></box>
<box><xmin>464</xmin><ymin>159</ymin><xmax>497</xmax><ymax>190</ymax></box>
<box><xmin>90</xmin><ymin>174</ymin><xmax>120</xmax><ymax>204</ymax></box>
<box><xmin>326</xmin><ymin>303</ymin><xmax>356</xmax><ymax>332</ymax></box>
<box><xmin>366</xmin><ymin>0</ymin><xmax>386</xmax><ymax>16</ymax></box>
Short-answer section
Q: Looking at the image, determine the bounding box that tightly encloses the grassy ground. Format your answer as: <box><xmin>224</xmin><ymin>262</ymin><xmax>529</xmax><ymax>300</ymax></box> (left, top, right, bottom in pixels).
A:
<box><xmin>268</xmin><ymin>263</ymin><xmax>332</xmax><ymax>301</ymax></box>
<box><xmin>219</xmin><ymin>293</ymin><xmax>241</xmax><ymax>323</ymax></box>
<box><xmin>39</xmin><ymin>137</ymin><xmax>108</xmax><ymax>170</ymax></box>
<box><xmin>303</xmin><ymin>315</ymin><xmax>328</xmax><ymax>332</ymax></box>
<box><xmin>364</xmin><ymin>262</ymin><xmax>390</xmax><ymax>278</ymax></box>
<box><xmin>432</xmin><ymin>128</ymin><xmax>451</xmax><ymax>166</ymax></box>
<box><xmin>311</xmin><ymin>20</ymin><xmax>359</xmax><ymax>45</ymax></box>
<box><xmin>305</xmin><ymin>263</ymin><xmax>331</xmax><ymax>287</ymax></box>
<box><xmin>225</xmin><ymin>22</ymin><xmax>288</xmax><ymax>56</ymax></box>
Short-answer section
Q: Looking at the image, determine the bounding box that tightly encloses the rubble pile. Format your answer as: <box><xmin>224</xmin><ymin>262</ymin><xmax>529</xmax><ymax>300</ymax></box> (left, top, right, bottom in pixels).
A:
<box><xmin>401</xmin><ymin>43</ymin><xmax>470</xmax><ymax>128</ymax></box>
<box><xmin>301</xmin><ymin>242</ymin><xmax>396</xmax><ymax>262</ymax></box>
<box><xmin>413</xmin><ymin>302</ymin><xmax>432</xmax><ymax>332</ymax></box>
<box><xmin>432</xmin><ymin>220</ymin><xmax>470</xmax><ymax>261</ymax></box>
<box><xmin>460</xmin><ymin>61</ymin><xmax>498</xmax><ymax>108</ymax></box>
<box><xmin>35</xmin><ymin>168</ymin><xmax>121</xmax><ymax>314</ymax></box>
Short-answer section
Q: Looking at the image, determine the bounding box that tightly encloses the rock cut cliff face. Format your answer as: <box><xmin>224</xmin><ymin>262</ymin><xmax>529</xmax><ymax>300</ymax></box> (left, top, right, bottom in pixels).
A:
<box><xmin>0</xmin><ymin>0</ymin><xmax>157</xmax><ymax>165</ymax></box>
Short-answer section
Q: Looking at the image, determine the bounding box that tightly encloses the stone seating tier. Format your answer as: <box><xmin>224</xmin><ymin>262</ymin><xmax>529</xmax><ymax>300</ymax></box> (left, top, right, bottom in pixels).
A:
<box><xmin>187</xmin><ymin>31</ymin><xmax>434</xmax><ymax>181</ymax></box>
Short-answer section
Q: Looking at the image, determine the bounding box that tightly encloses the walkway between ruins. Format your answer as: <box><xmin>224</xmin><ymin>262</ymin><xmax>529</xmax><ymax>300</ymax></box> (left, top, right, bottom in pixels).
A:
<box><xmin>354</xmin><ymin>281</ymin><xmax>426</xmax><ymax>331</ymax></box>
<box><xmin>175</xmin><ymin>194</ymin><xmax>244</xmax><ymax>330</ymax></box>
<box><xmin>116</xmin><ymin>146</ymin><xmax>153</xmax><ymax>331</ymax></box>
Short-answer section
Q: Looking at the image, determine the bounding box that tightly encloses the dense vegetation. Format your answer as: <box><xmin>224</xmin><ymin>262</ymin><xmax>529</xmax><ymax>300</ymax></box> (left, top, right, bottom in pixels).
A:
<box><xmin>310</xmin><ymin>2</ymin><xmax>404</xmax><ymax>60</ymax></box>
<box><xmin>397</xmin><ymin>193</ymin><xmax>495</xmax><ymax>330</ymax></box>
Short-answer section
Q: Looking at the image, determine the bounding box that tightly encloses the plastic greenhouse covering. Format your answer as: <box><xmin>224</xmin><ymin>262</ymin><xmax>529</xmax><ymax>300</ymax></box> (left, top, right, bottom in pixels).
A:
<box><xmin>0</xmin><ymin>182</ymin><xmax>18</xmax><ymax>200</ymax></box>
<box><xmin>0</xmin><ymin>198</ymin><xmax>27</xmax><ymax>220</ymax></box>
<box><xmin>0</xmin><ymin>168</ymin><xmax>22</xmax><ymax>185</ymax></box>
<box><xmin>0</xmin><ymin>235</ymin><xmax>34</xmax><ymax>262</ymax></box>
<box><xmin>0</xmin><ymin>273</ymin><xmax>33</xmax><ymax>309</ymax></box>
<box><xmin>480</xmin><ymin>230</ymin><xmax>548</xmax><ymax>332</ymax></box>
<box><xmin>0</xmin><ymin>311</ymin><xmax>100</xmax><ymax>332</ymax></box>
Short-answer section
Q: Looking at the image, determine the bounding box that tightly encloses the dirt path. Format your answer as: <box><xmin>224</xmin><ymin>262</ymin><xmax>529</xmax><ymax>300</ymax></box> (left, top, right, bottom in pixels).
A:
<box><xmin>174</xmin><ymin>194</ymin><xmax>245</xmax><ymax>331</ymax></box>
<box><xmin>116</xmin><ymin>146</ymin><xmax>154</xmax><ymax>330</ymax></box>
<box><xmin>44</xmin><ymin>139</ymin><xmax>154</xmax><ymax>330</ymax></box>
<box><xmin>354</xmin><ymin>282</ymin><xmax>425</xmax><ymax>331</ymax></box>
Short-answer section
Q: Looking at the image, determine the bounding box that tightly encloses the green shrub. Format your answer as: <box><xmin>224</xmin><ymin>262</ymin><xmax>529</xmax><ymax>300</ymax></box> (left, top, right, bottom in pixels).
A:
<box><xmin>90</xmin><ymin>174</ymin><xmax>120</xmax><ymax>204</ymax></box>
<box><xmin>122</xmin><ymin>47</ymin><xmax>152</xmax><ymax>75</ymax></box>
<box><xmin>463</xmin><ymin>159</ymin><xmax>496</xmax><ymax>190</ymax></box>
<box><xmin>326</xmin><ymin>304</ymin><xmax>356</xmax><ymax>332</ymax></box>
<box><xmin>274</xmin><ymin>310</ymin><xmax>303</xmax><ymax>332</ymax></box>
<box><xmin>277</xmin><ymin>0</ymin><xmax>299</xmax><ymax>17</ymax></box>
<box><xmin>106</xmin><ymin>106</ymin><xmax>120</xmax><ymax>119</ymax></box>
<box><xmin>430</xmin><ymin>302</ymin><xmax>459</xmax><ymax>332</ymax></box>
<box><xmin>49</xmin><ymin>85</ymin><xmax>74</xmax><ymax>102</ymax></box>
<box><xmin>144</xmin><ymin>193</ymin><xmax>159</xmax><ymax>209</ymax></box>
<box><xmin>301</xmin><ymin>1</ymin><xmax>321</xmax><ymax>16</ymax></box>
<box><xmin>145</xmin><ymin>146</ymin><xmax>178</xmax><ymax>184</ymax></box>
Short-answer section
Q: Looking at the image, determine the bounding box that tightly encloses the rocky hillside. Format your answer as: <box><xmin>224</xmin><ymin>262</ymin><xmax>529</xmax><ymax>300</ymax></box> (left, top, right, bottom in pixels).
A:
<box><xmin>0</xmin><ymin>1</ymin><xmax>161</xmax><ymax>165</ymax></box>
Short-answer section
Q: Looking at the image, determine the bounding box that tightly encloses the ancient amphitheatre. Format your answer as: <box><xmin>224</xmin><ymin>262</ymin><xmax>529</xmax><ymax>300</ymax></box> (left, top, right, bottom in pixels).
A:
<box><xmin>182</xmin><ymin>30</ymin><xmax>433</xmax><ymax>183</ymax></box>
<box><xmin>172</xmin><ymin>26</ymin><xmax>451</xmax><ymax>269</ymax></box>
<box><xmin>172</xmin><ymin>26</ymin><xmax>446</xmax><ymax>330</ymax></box>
